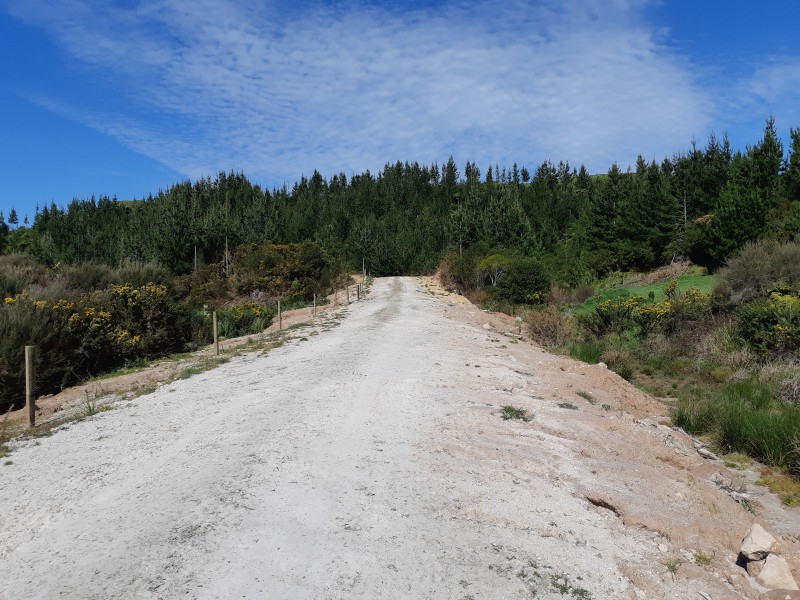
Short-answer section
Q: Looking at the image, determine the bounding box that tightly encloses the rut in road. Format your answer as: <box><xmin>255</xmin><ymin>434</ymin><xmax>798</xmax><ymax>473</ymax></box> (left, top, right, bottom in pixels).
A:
<box><xmin>1</xmin><ymin>277</ymin><xmax>719</xmax><ymax>599</ymax></box>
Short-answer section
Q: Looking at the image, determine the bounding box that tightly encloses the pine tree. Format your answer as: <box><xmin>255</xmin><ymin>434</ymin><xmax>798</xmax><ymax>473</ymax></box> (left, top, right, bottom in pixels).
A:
<box><xmin>785</xmin><ymin>127</ymin><xmax>800</xmax><ymax>202</ymax></box>
<box><xmin>8</xmin><ymin>207</ymin><xmax>18</xmax><ymax>225</ymax></box>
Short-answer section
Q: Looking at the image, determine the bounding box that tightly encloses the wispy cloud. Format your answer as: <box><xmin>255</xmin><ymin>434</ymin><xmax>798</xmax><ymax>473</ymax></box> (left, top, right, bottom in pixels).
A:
<box><xmin>745</xmin><ymin>55</ymin><xmax>800</xmax><ymax>124</ymax></box>
<box><xmin>7</xmin><ymin>0</ymin><xmax>715</xmax><ymax>185</ymax></box>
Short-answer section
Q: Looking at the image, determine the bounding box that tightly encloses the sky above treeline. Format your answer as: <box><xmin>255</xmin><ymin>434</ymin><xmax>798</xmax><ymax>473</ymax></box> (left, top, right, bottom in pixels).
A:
<box><xmin>1</xmin><ymin>0</ymin><xmax>799</xmax><ymax>220</ymax></box>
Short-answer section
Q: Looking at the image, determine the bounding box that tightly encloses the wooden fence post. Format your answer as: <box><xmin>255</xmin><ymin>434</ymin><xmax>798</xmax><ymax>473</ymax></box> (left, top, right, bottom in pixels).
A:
<box><xmin>346</xmin><ymin>287</ymin><xmax>349</xmax><ymax>305</ymax></box>
<box><xmin>278</xmin><ymin>300</ymin><xmax>282</xmax><ymax>330</ymax></box>
<box><xmin>212</xmin><ymin>311</ymin><xmax>219</xmax><ymax>356</ymax></box>
<box><xmin>25</xmin><ymin>345</ymin><xmax>35</xmax><ymax>428</ymax></box>
<box><xmin>313</xmin><ymin>293</ymin><xmax>316</xmax><ymax>317</ymax></box>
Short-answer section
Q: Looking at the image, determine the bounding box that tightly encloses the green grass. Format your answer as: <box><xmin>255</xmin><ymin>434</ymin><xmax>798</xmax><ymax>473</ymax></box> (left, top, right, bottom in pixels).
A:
<box><xmin>672</xmin><ymin>378</ymin><xmax>800</xmax><ymax>480</ymax></box>
<box><xmin>572</xmin><ymin>273</ymin><xmax>716</xmax><ymax>316</ymax></box>
<box><xmin>500</xmin><ymin>405</ymin><xmax>532</xmax><ymax>421</ymax></box>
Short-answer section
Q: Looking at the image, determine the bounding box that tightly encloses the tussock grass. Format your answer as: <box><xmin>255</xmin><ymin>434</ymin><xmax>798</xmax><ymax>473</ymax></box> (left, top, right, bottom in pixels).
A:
<box><xmin>672</xmin><ymin>379</ymin><xmax>800</xmax><ymax>477</ymax></box>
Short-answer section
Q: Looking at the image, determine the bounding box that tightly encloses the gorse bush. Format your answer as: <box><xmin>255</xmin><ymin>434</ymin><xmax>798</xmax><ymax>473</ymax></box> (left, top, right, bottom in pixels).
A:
<box><xmin>216</xmin><ymin>303</ymin><xmax>273</xmax><ymax>338</ymax></box>
<box><xmin>580</xmin><ymin>284</ymin><xmax>710</xmax><ymax>338</ymax></box>
<box><xmin>736</xmin><ymin>292</ymin><xmax>800</xmax><ymax>354</ymax></box>
<box><xmin>0</xmin><ymin>283</ymin><xmax>190</xmax><ymax>411</ymax></box>
<box><xmin>234</xmin><ymin>242</ymin><xmax>333</xmax><ymax>300</ymax></box>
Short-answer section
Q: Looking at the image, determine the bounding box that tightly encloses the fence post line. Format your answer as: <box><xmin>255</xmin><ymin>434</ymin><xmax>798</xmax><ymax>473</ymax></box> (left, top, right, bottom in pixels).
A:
<box><xmin>346</xmin><ymin>287</ymin><xmax>349</xmax><ymax>305</ymax></box>
<box><xmin>212</xmin><ymin>312</ymin><xmax>219</xmax><ymax>356</ymax></box>
<box><xmin>278</xmin><ymin>300</ymin><xmax>282</xmax><ymax>330</ymax></box>
<box><xmin>313</xmin><ymin>293</ymin><xmax>316</xmax><ymax>317</ymax></box>
<box><xmin>357</xmin><ymin>284</ymin><xmax>360</xmax><ymax>301</ymax></box>
<box><xmin>25</xmin><ymin>345</ymin><xmax>35</xmax><ymax>428</ymax></box>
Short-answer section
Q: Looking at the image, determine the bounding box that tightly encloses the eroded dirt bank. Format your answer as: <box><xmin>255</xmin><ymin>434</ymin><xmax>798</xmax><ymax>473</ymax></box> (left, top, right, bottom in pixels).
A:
<box><xmin>1</xmin><ymin>277</ymin><xmax>798</xmax><ymax>599</ymax></box>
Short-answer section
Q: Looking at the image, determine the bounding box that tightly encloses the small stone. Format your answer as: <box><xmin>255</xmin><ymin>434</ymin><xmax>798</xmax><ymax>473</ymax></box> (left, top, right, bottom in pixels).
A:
<box><xmin>597</xmin><ymin>362</ymin><xmax>607</xmax><ymax>369</ymax></box>
<box><xmin>762</xmin><ymin>590</ymin><xmax>800</xmax><ymax>599</ymax></box>
<box><xmin>697</xmin><ymin>447</ymin><xmax>719</xmax><ymax>460</ymax></box>
<box><xmin>741</xmin><ymin>524</ymin><xmax>780</xmax><ymax>561</ymax></box>
<box><xmin>658</xmin><ymin>543</ymin><xmax>668</xmax><ymax>552</ymax></box>
<box><xmin>756</xmin><ymin>555</ymin><xmax>799</xmax><ymax>591</ymax></box>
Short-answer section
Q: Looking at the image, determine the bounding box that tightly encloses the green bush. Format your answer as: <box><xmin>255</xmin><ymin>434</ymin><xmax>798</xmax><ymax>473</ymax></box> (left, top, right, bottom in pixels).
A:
<box><xmin>0</xmin><ymin>283</ymin><xmax>191</xmax><ymax>411</ymax></box>
<box><xmin>216</xmin><ymin>303</ymin><xmax>274</xmax><ymax>338</ymax></box>
<box><xmin>714</xmin><ymin>239</ymin><xmax>800</xmax><ymax>306</ymax></box>
<box><xmin>736</xmin><ymin>293</ymin><xmax>800</xmax><ymax>354</ymax></box>
<box><xmin>234</xmin><ymin>241</ymin><xmax>332</xmax><ymax>299</ymax></box>
<box><xmin>439</xmin><ymin>251</ymin><xmax>479</xmax><ymax>294</ymax></box>
<box><xmin>495</xmin><ymin>258</ymin><xmax>549</xmax><ymax>305</ymax></box>
<box><xmin>111</xmin><ymin>260</ymin><xmax>172</xmax><ymax>288</ymax></box>
<box><xmin>0</xmin><ymin>254</ymin><xmax>49</xmax><ymax>297</ymax></box>
<box><xmin>56</xmin><ymin>262</ymin><xmax>113</xmax><ymax>291</ymax></box>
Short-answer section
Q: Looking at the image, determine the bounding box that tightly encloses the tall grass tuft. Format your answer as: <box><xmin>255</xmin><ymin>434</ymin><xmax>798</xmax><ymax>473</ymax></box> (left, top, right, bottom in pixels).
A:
<box><xmin>672</xmin><ymin>379</ymin><xmax>800</xmax><ymax>474</ymax></box>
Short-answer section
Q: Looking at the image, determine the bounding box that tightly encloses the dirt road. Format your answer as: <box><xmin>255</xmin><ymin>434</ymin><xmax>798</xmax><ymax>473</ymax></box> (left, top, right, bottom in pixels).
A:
<box><xmin>1</xmin><ymin>277</ymin><xmax>798</xmax><ymax>599</ymax></box>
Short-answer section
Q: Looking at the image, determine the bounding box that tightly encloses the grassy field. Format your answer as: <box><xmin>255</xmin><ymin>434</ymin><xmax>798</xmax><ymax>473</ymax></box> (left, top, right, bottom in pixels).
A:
<box><xmin>572</xmin><ymin>273</ymin><xmax>716</xmax><ymax>316</ymax></box>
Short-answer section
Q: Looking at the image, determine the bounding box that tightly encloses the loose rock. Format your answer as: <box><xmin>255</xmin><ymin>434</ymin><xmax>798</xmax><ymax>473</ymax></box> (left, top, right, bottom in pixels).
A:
<box><xmin>741</xmin><ymin>524</ymin><xmax>780</xmax><ymax>561</ymax></box>
<box><xmin>756</xmin><ymin>555</ymin><xmax>799</xmax><ymax>591</ymax></box>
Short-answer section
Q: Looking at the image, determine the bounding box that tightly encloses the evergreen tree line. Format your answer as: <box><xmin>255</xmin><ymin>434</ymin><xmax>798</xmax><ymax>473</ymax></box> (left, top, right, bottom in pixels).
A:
<box><xmin>6</xmin><ymin>117</ymin><xmax>800</xmax><ymax>281</ymax></box>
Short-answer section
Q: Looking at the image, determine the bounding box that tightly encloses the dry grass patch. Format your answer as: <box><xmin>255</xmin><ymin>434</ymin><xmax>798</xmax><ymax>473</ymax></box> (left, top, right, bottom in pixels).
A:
<box><xmin>755</xmin><ymin>468</ymin><xmax>800</xmax><ymax>507</ymax></box>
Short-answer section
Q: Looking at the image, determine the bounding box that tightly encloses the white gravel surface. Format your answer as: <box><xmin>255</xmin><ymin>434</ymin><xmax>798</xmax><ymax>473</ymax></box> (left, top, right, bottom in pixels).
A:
<box><xmin>1</xmin><ymin>277</ymin><xmax>662</xmax><ymax>599</ymax></box>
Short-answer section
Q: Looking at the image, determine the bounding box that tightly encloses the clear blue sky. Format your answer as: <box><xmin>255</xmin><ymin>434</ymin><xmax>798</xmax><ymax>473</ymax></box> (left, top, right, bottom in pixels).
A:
<box><xmin>1</xmin><ymin>0</ymin><xmax>799</xmax><ymax>222</ymax></box>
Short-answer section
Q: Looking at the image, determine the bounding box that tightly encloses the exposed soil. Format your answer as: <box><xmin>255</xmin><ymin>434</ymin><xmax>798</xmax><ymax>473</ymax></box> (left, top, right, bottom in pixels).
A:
<box><xmin>1</xmin><ymin>276</ymin><xmax>799</xmax><ymax>599</ymax></box>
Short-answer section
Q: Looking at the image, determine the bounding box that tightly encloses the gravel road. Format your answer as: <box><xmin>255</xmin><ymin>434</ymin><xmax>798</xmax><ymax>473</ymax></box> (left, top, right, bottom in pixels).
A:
<box><xmin>1</xmin><ymin>277</ymin><xmax>787</xmax><ymax>599</ymax></box>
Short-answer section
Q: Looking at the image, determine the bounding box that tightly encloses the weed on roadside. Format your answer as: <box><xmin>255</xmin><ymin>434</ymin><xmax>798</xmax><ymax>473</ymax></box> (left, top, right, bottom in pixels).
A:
<box><xmin>0</xmin><ymin>408</ymin><xmax>12</xmax><ymax>458</ymax></box>
<box><xmin>557</xmin><ymin>402</ymin><xmax>579</xmax><ymax>410</ymax></box>
<box><xmin>693</xmin><ymin>552</ymin><xmax>711</xmax><ymax>566</ymax></box>
<box><xmin>576</xmin><ymin>391</ymin><xmax>595</xmax><ymax>404</ymax></box>
<box><xmin>666</xmin><ymin>559</ymin><xmax>680</xmax><ymax>581</ymax></box>
<box><xmin>79</xmin><ymin>394</ymin><xmax>99</xmax><ymax>418</ymax></box>
<box><xmin>501</xmin><ymin>405</ymin><xmax>532</xmax><ymax>422</ymax></box>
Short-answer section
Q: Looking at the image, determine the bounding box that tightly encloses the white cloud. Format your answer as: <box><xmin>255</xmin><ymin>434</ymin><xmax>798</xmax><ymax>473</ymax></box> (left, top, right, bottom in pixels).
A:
<box><xmin>746</xmin><ymin>55</ymin><xmax>800</xmax><ymax>122</ymax></box>
<box><xmin>8</xmin><ymin>0</ymin><xmax>714</xmax><ymax>184</ymax></box>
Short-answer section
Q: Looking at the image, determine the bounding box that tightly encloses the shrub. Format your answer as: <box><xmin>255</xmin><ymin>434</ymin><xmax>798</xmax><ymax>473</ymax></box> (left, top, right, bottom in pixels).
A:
<box><xmin>0</xmin><ymin>253</ymin><xmax>49</xmax><ymax>297</ymax></box>
<box><xmin>112</xmin><ymin>260</ymin><xmax>171</xmax><ymax>288</ymax></box>
<box><xmin>524</xmin><ymin>307</ymin><xmax>571</xmax><ymax>347</ymax></box>
<box><xmin>495</xmin><ymin>258</ymin><xmax>550</xmax><ymax>305</ymax></box>
<box><xmin>581</xmin><ymin>286</ymin><xmax>710</xmax><ymax>338</ymax></box>
<box><xmin>440</xmin><ymin>250</ymin><xmax>480</xmax><ymax>294</ymax></box>
<box><xmin>736</xmin><ymin>293</ymin><xmax>800</xmax><ymax>354</ymax></box>
<box><xmin>216</xmin><ymin>303</ymin><xmax>274</xmax><ymax>338</ymax></box>
<box><xmin>600</xmin><ymin>349</ymin><xmax>634</xmax><ymax>380</ymax></box>
<box><xmin>233</xmin><ymin>241</ymin><xmax>333</xmax><ymax>300</ymax></box>
<box><xmin>714</xmin><ymin>239</ymin><xmax>800</xmax><ymax>306</ymax></box>
<box><xmin>57</xmin><ymin>262</ymin><xmax>113</xmax><ymax>291</ymax></box>
<box><xmin>107</xmin><ymin>283</ymin><xmax>190</xmax><ymax>357</ymax></box>
<box><xmin>0</xmin><ymin>283</ymin><xmax>191</xmax><ymax>411</ymax></box>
